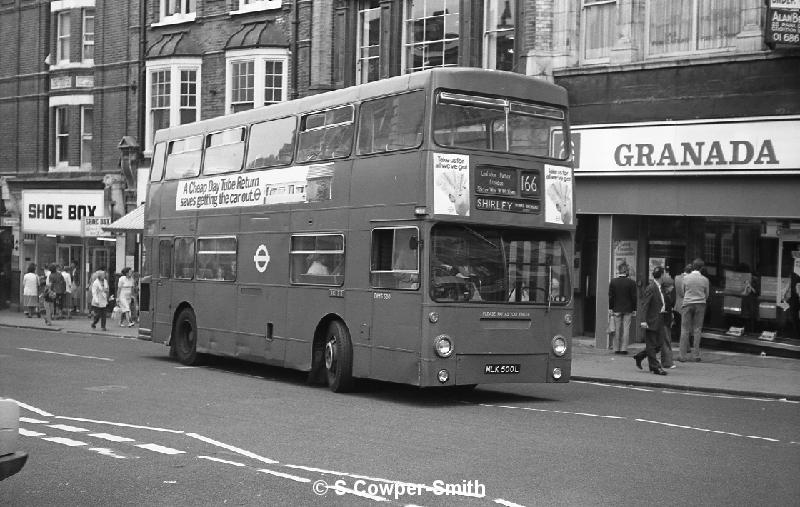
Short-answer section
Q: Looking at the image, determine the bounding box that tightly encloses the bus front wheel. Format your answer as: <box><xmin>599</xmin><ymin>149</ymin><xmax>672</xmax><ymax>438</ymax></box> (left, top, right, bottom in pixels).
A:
<box><xmin>172</xmin><ymin>308</ymin><xmax>199</xmax><ymax>366</ymax></box>
<box><xmin>324</xmin><ymin>320</ymin><xmax>354</xmax><ymax>393</ymax></box>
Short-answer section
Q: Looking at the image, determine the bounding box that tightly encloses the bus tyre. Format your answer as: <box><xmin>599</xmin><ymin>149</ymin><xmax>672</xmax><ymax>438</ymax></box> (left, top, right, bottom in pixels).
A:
<box><xmin>324</xmin><ymin>320</ymin><xmax>354</xmax><ymax>393</ymax></box>
<box><xmin>172</xmin><ymin>308</ymin><xmax>199</xmax><ymax>366</ymax></box>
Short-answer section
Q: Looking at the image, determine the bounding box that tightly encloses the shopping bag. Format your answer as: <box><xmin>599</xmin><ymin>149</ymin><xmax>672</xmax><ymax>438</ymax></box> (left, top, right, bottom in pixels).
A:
<box><xmin>607</xmin><ymin>313</ymin><xmax>616</xmax><ymax>334</ymax></box>
<box><xmin>111</xmin><ymin>306</ymin><xmax>121</xmax><ymax>320</ymax></box>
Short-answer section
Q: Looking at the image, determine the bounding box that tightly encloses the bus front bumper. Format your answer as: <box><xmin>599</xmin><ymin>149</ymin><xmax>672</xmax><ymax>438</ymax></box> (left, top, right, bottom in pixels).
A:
<box><xmin>423</xmin><ymin>354</ymin><xmax>571</xmax><ymax>386</ymax></box>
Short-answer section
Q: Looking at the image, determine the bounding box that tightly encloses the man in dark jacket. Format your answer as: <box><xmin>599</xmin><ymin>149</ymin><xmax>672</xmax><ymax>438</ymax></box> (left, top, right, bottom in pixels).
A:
<box><xmin>608</xmin><ymin>263</ymin><xmax>637</xmax><ymax>354</ymax></box>
<box><xmin>634</xmin><ymin>266</ymin><xmax>669</xmax><ymax>375</ymax></box>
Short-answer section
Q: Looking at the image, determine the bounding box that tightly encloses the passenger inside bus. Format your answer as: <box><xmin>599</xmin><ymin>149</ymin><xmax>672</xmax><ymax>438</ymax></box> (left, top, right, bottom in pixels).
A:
<box><xmin>306</xmin><ymin>254</ymin><xmax>330</xmax><ymax>276</ymax></box>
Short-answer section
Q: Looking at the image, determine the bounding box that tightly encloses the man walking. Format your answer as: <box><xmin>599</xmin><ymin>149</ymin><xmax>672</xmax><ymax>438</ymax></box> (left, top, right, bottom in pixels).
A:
<box><xmin>678</xmin><ymin>258</ymin><xmax>710</xmax><ymax>362</ymax></box>
<box><xmin>634</xmin><ymin>266</ymin><xmax>669</xmax><ymax>375</ymax></box>
<box><xmin>90</xmin><ymin>270</ymin><xmax>109</xmax><ymax>331</ymax></box>
<box><xmin>608</xmin><ymin>264</ymin><xmax>637</xmax><ymax>354</ymax></box>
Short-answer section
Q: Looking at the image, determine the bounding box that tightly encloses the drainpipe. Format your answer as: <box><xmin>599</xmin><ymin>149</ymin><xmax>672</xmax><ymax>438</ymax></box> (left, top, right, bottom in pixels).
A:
<box><xmin>291</xmin><ymin>0</ymin><xmax>299</xmax><ymax>100</ymax></box>
<box><xmin>138</xmin><ymin>0</ymin><xmax>147</xmax><ymax>154</ymax></box>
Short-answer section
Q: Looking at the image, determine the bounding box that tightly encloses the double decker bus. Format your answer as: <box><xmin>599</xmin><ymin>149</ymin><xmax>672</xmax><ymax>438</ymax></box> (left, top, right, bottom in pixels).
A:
<box><xmin>139</xmin><ymin>67</ymin><xmax>574</xmax><ymax>392</ymax></box>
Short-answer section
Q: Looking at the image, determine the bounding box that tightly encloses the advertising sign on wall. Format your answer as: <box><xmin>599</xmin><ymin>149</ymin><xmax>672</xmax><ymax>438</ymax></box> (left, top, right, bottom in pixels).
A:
<box><xmin>613</xmin><ymin>240</ymin><xmax>637</xmax><ymax>282</ymax></box>
<box><xmin>767</xmin><ymin>0</ymin><xmax>800</xmax><ymax>47</ymax></box>
<box><xmin>22</xmin><ymin>190</ymin><xmax>105</xmax><ymax>236</ymax></box>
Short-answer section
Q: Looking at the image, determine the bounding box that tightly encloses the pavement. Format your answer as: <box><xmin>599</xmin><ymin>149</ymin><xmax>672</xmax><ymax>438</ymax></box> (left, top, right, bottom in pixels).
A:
<box><xmin>1</xmin><ymin>309</ymin><xmax>799</xmax><ymax>401</ymax></box>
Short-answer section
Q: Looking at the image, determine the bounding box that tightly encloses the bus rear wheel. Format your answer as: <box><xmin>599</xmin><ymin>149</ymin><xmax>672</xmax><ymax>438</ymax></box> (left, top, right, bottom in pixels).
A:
<box><xmin>172</xmin><ymin>308</ymin><xmax>199</xmax><ymax>366</ymax></box>
<box><xmin>324</xmin><ymin>320</ymin><xmax>354</xmax><ymax>393</ymax></box>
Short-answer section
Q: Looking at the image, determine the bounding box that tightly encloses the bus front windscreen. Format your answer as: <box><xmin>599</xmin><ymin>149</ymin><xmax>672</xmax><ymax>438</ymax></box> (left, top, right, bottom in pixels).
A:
<box><xmin>430</xmin><ymin>224</ymin><xmax>571</xmax><ymax>305</ymax></box>
<box><xmin>433</xmin><ymin>91</ymin><xmax>568</xmax><ymax>160</ymax></box>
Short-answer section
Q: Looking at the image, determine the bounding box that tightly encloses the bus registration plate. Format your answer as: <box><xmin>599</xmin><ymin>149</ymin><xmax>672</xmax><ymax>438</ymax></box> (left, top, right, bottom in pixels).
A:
<box><xmin>484</xmin><ymin>364</ymin><xmax>521</xmax><ymax>374</ymax></box>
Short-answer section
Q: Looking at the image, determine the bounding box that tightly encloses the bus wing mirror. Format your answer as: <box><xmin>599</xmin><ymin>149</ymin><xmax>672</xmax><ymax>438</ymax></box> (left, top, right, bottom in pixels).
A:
<box><xmin>409</xmin><ymin>236</ymin><xmax>420</xmax><ymax>250</ymax></box>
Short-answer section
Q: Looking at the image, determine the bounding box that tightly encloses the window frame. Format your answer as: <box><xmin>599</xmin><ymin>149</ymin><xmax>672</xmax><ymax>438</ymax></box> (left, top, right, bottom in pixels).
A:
<box><xmin>245</xmin><ymin>116</ymin><xmax>297</xmax><ymax>170</ymax></box>
<box><xmin>580</xmin><ymin>0</ymin><xmax>617</xmax><ymax>64</ymax></box>
<box><xmin>173</xmin><ymin>236</ymin><xmax>196</xmax><ymax>280</ymax></box>
<box><xmin>483</xmin><ymin>0</ymin><xmax>517</xmax><ymax>71</ymax></box>
<box><xmin>356</xmin><ymin>0</ymin><xmax>382</xmax><ymax>84</ymax></box>
<box><xmin>644</xmin><ymin>0</ymin><xmax>740</xmax><ymax>58</ymax></box>
<box><xmin>80</xmin><ymin>106</ymin><xmax>92</xmax><ymax>168</ymax></box>
<box><xmin>402</xmin><ymin>0</ymin><xmax>461</xmax><ymax>74</ymax></box>
<box><xmin>55</xmin><ymin>106</ymin><xmax>69</xmax><ymax>167</ymax></box>
<box><xmin>158</xmin><ymin>0</ymin><xmax>197</xmax><ymax>25</ymax></box>
<box><xmin>232</xmin><ymin>0</ymin><xmax>283</xmax><ymax>15</ymax></box>
<box><xmin>225</xmin><ymin>49</ymin><xmax>289</xmax><ymax>115</ymax></box>
<box><xmin>296</xmin><ymin>105</ymin><xmax>355</xmax><ymax>162</ymax></box>
<box><xmin>290</xmin><ymin>233</ymin><xmax>345</xmax><ymax>286</ymax></box>
<box><xmin>164</xmin><ymin>135</ymin><xmax>203</xmax><ymax>180</ymax></box>
<box><xmin>57</xmin><ymin>11</ymin><xmax>71</xmax><ymax>64</ymax></box>
<box><xmin>145</xmin><ymin>58</ymin><xmax>202</xmax><ymax>153</ymax></box>
<box><xmin>196</xmin><ymin>236</ymin><xmax>238</xmax><ymax>282</ymax></box>
<box><xmin>203</xmin><ymin>127</ymin><xmax>247</xmax><ymax>175</ymax></box>
<box><xmin>370</xmin><ymin>226</ymin><xmax>420</xmax><ymax>291</ymax></box>
<box><xmin>82</xmin><ymin>8</ymin><xmax>94</xmax><ymax>63</ymax></box>
<box><xmin>158</xmin><ymin>238</ymin><xmax>173</xmax><ymax>278</ymax></box>
<box><xmin>356</xmin><ymin>91</ymin><xmax>425</xmax><ymax>155</ymax></box>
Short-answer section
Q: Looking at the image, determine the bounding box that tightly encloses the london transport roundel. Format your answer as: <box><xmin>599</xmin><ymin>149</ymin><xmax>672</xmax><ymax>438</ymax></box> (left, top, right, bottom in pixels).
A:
<box><xmin>253</xmin><ymin>244</ymin><xmax>270</xmax><ymax>273</ymax></box>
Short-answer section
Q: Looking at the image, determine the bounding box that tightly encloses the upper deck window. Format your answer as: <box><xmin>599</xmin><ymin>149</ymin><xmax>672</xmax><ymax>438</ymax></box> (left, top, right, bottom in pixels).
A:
<box><xmin>297</xmin><ymin>106</ymin><xmax>355</xmax><ymax>162</ymax></box>
<box><xmin>164</xmin><ymin>135</ymin><xmax>203</xmax><ymax>180</ymax></box>
<box><xmin>433</xmin><ymin>91</ymin><xmax>568</xmax><ymax>160</ymax></box>
<box><xmin>246</xmin><ymin>116</ymin><xmax>296</xmax><ymax>169</ymax></box>
<box><xmin>203</xmin><ymin>127</ymin><xmax>246</xmax><ymax>175</ymax></box>
<box><xmin>150</xmin><ymin>142</ymin><xmax>167</xmax><ymax>182</ymax></box>
<box><xmin>357</xmin><ymin>92</ymin><xmax>425</xmax><ymax>155</ymax></box>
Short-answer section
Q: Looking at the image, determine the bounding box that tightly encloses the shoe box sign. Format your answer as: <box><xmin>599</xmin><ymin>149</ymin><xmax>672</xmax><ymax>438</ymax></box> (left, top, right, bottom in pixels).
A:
<box><xmin>22</xmin><ymin>190</ymin><xmax>106</xmax><ymax>236</ymax></box>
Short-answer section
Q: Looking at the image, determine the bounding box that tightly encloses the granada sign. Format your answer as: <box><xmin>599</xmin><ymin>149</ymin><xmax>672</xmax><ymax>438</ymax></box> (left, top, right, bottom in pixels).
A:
<box><xmin>571</xmin><ymin>117</ymin><xmax>800</xmax><ymax>175</ymax></box>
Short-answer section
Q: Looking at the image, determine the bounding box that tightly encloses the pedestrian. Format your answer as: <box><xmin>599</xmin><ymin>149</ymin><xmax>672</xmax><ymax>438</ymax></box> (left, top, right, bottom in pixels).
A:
<box><xmin>87</xmin><ymin>266</ymin><xmax>105</xmax><ymax>320</ymax></box>
<box><xmin>22</xmin><ymin>263</ymin><xmax>39</xmax><ymax>317</ymax></box>
<box><xmin>672</xmin><ymin>264</ymin><xmax>691</xmax><ymax>343</ymax></box>
<box><xmin>660</xmin><ymin>271</ymin><xmax>676</xmax><ymax>369</ymax></box>
<box><xmin>49</xmin><ymin>264</ymin><xmax>67</xmax><ymax>319</ymax></box>
<box><xmin>69</xmin><ymin>259</ymin><xmax>80</xmax><ymax>314</ymax></box>
<box><xmin>61</xmin><ymin>264</ymin><xmax>73</xmax><ymax>319</ymax></box>
<box><xmin>90</xmin><ymin>269</ymin><xmax>109</xmax><ymax>331</ymax></box>
<box><xmin>116</xmin><ymin>267</ymin><xmax>135</xmax><ymax>327</ymax></box>
<box><xmin>39</xmin><ymin>265</ymin><xmax>53</xmax><ymax>325</ymax></box>
<box><xmin>634</xmin><ymin>266</ymin><xmax>668</xmax><ymax>375</ymax></box>
<box><xmin>130</xmin><ymin>271</ymin><xmax>140</xmax><ymax>324</ymax></box>
<box><xmin>678</xmin><ymin>258</ymin><xmax>710</xmax><ymax>362</ymax></box>
<box><xmin>784</xmin><ymin>245</ymin><xmax>800</xmax><ymax>339</ymax></box>
<box><xmin>608</xmin><ymin>263</ymin><xmax>637</xmax><ymax>355</ymax></box>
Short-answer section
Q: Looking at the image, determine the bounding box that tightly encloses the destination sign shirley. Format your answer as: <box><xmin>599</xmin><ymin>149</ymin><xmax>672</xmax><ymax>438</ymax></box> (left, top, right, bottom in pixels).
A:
<box><xmin>474</xmin><ymin>165</ymin><xmax>541</xmax><ymax>214</ymax></box>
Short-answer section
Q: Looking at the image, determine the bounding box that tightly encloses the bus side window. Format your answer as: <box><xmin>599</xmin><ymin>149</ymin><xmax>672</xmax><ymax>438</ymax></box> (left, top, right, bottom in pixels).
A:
<box><xmin>370</xmin><ymin>227</ymin><xmax>419</xmax><ymax>290</ymax></box>
<box><xmin>290</xmin><ymin>234</ymin><xmax>344</xmax><ymax>286</ymax></box>
<box><xmin>174</xmin><ymin>237</ymin><xmax>195</xmax><ymax>279</ymax></box>
<box><xmin>203</xmin><ymin>127</ymin><xmax>246</xmax><ymax>175</ymax></box>
<box><xmin>158</xmin><ymin>239</ymin><xmax>172</xmax><ymax>278</ymax></box>
<box><xmin>150</xmin><ymin>142</ymin><xmax>167</xmax><ymax>182</ymax></box>
<box><xmin>164</xmin><ymin>135</ymin><xmax>203</xmax><ymax>180</ymax></box>
<box><xmin>246</xmin><ymin>117</ymin><xmax>296</xmax><ymax>170</ymax></box>
<box><xmin>357</xmin><ymin>91</ymin><xmax>425</xmax><ymax>155</ymax></box>
<box><xmin>297</xmin><ymin>106</ymin><xmax>354</xmax><ymax>162</ymax></box>
<box><xmin>196</xmin><ymin>237</ymin><xmax>237</xmax><ymax>281</ymax></box>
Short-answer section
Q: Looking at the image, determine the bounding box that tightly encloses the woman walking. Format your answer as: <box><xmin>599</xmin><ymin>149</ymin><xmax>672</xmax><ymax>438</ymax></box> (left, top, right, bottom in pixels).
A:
<box><xmin>22</xmin><ymin>263</ymin><xmax>39</xmax><ymax>317</ymax></box>
<box><xmin>39</xmin><ymin>265</ymin><xmax>53</xmax><ymax>325</ymax></box>
<box><xmin>116</xmin><ymin>267</ymin><xmax>135</xmax><ymax>327</ymax></box>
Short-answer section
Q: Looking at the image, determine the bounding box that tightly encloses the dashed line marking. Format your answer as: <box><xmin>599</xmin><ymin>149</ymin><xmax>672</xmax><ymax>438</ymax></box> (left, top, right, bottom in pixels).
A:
<box><xmin>185</xmin><ymin>432</ymin><xmax>278</xmax><ymax>464</ymax></box>
<box><xmin>18</xmin><ymin>347</ymin><xmax>114</xmax><ymax>361</ymax></box>
<box><xmin>20</xmin><ymin>417</ymin><xmax>50</xmax><ymax>424</ymax></box>
<box><xmin>90</xmin><ymin>447</ymin><xmax>127</xmax><ymax>459</ymax></box>
<box><xmin>56</xmin><ymin>416</ymin><xmax>184</xmax><ymax>434</ymax></box>
<box><xmin>495</xmin><ymin>499</ymin><xmax>526</xmax><ymax>507</ymax></box>
<box><xmin>42</xmin><ymin>436</ymin><xmax>87</xmax><ymax>447</ymax></box>
<box><xmin>198</xmin><ymin>456</ymin><xmax>247</xmax><ymax>467</ymax></box>
<box><xmin>89</xmin><ymin>432</ymin><xmax>136</xmax><ymax>443</ymax></box>
<box><xmin>635</xmin><ymin>419</ymin><xmax>780</xmax><ymax>442</ymax></box>
<box><xmin>135</xmin><ymin>443</ymin><xmax>185</xmax><ymax>455</ymax></box>
<box><xmin>257</xmin><ymin>468</ymin><xmax>312</xmax><ymax>483</ymax></box>
<box><xmin>19</xmin><ymin>428</ymin><xmax>47</xmax><ymax>437</ymax></box>
<box><xmin>48</xmin><ymin>424</ymin><xmax>90</xmax><ymax>433</ymax></box>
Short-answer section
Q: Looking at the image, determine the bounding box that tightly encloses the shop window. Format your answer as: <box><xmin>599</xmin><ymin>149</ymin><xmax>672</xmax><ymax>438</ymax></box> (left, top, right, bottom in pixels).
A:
<box><xmin>158</xmin><ymin>239</ymin><xmax>172</xmax><ymax>278</ymax></box>
<box><xmin>371</xmin><ymin>227</ymin><xmax>420</xmax><ymax>290</ymax></box>
<box><xmin>357</xmin><ymin>92</ymin><xmax>424</xmax><ymax>155</ymax></box>
<box><xmin>647</xmin><ymin>0</ymin><xmax>739</xmax><ymax>56</ymax></box>
<box><xmin>245</xmin><ymin>117</ymin><xmax>296</xmax><ymax>169</ymax></box>
<box><xmin>290</xmin><ymin>234</ymin><xmax>345</xmax><ymax>286</ymax></box>
<box><xmin>174</xmin><ymin>237</ymin><xmax>195</xmax><ymax>279</ymax></box>
<box><xmin>164</xmin><ymin>135</ymin><xmax>203</xmax><ymax>180</ymax></box>
<box><xmin>196</xmin><ymin>237</ymin><xmax>237</xmax><ymax>281</ymax></box>
<box><xmin>57</xmin><ymin>11</ymin><xmax>70</xmax><ymax>63</ymax></box>
<box><xmin>403</xmin><ymin>0</ymin><xmax>460</xmax><ymax>73</ymax></box>
<box><xmin>484</xmin><ymin>0</ymin><xmax>516</xmax><ymax>71</ymax></box>
<box><xmin>82</xmin><ymin>9</ymin><xmax>95</xmax><ymax>62</ymax></box>
<box><xmin>582</xmin><ymin>0</ymin><xmax>616</xmax><ymax>62</ymax></box>
<box><xmin>296</xmin><ymin>106</ymin><xmax>354</xmax><ymax>162</ymax></box>
<box><xmin>357</xmin><ymin>0</ymin><xmax>382</xmax><ymax>84</ymax></box>
<box><xmin>203</xmin><ymin>127</ymin><xmax>246</xmax><ymax>175</ymax></box>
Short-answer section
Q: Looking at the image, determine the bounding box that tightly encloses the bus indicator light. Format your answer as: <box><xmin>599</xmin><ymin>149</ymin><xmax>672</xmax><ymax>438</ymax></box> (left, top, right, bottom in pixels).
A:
<box><xmin>552</xmin><ymin>335</ymin><xmax>567</xmax><ymax>356</ymax></box>
<box><xmin>437</xmin><ymin>369</ymin><xmax>449</xmax><ymax>383</ymax></box>
<box><xmin>428</xmin><ymin>312</ymin><xmax>439</xmax><ymax>323</ymax></box>
<box><xmin>434</xmin><ymin>335</ymin><xmax>453</xmax><ymax>357</ymax></box>
<box><xmin>553</xmin><ymin>368</ymin><xmax>562</xmax><ymax>380</ymax></box>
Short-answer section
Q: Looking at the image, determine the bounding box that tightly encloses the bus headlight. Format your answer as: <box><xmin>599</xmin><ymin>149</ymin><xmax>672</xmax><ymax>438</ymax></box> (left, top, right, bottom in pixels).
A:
<box><xmin>552</xmin><ymin>335</ymin><xmax>567</xmax><ymax>357</ymax></box>
<box><xmin>434</xmin><ymin>335</ymin><xmax>454</xmax><ymax>358</ymax></box>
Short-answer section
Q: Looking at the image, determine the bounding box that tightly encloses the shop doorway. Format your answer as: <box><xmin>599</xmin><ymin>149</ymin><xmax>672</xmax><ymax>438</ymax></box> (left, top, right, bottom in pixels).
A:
<box><xmin>576</xmin><ymin>215</ymin><xmax>598</xmax><ymax>335</ymax></box>
<box><xmin>0</xmin><ymin>227</ymin><xmax>12</xmax><ymax>309</ymax></box>
<box><xmin>57</xmin><ymin>244</ymin><xmax>83</xmax><ymax>312</ymax></box>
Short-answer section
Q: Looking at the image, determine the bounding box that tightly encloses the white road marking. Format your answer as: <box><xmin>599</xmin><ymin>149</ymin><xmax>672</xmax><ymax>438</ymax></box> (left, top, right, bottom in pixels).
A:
<box><xmin>327</xmin><ymin>482</ymin><xmax>390</xmax><ymax>502</ymax></box>
<box><xmin>198</xmin><ymin>456</ymin><xmax>247</xmax><ymax>467</ymax></box>
<box><xmin>10</xmin><ymin>399</ymin><xmax>53</xmax><ymax>417</ymax></box>
<box><xmin>48</xmin><ymin>424</ymin><xmax>90</xmax><ymax>433</ymax></box>
<box><xmin>20</xmin><ymin>417</ymin><xmax>50</xmax><ymax>424</ymax></box>
<box><xmin>90</xmin><ymin>447</ymin><xmax>127</xmax><ymax>459</ymax></box>
<box><xmin>257</xmin><ymin>468</ymin><xmax>312</xmax><ymax>483</ymax></box>
<box><xmin>135</xmin><ymin>443</ymin><xmax>186</xmax><ymax>455</ymax></box>
<box><xmin>635</xmin><ymin>418</ymin><xmax>781</xmax><ymax>442</ymax></box>
<box><xmin>574</xmin><ymin>380</ymin><xmax>799</xmax><ymax>403</ymax></box>
<box><xmin>19</xmin><ymin>428</ymin><xmax>47</xmax><ymax>437</ymax></box>
<box><xmin>495</xmin><ymin>499</ymin><xmax>527</xmax><ymax>507</ymax></box>
<box><xmin>175</xmin><ymin>366</ymin><xmax>197</xmax><ymax>369</ymax></box>
<box><xmin>56</xmin><ymin>416</ymin><xmax>184</xmax><ymax>434</ymax></box>
<box><xmin>42</xmin><ymin>436</ymin><xmax>88</xmax><ymax>447</ymax></box>
<box><xmin>185</xmin><ymin>432</ymin><xmax>278</xmax><ymax>464</ymax></box>
<box><xmin>89</xmin><ymin>433</ymin><xmax>136</xmax><ymax>443</ymax></box>
<box><xmin>18</xmin><ymin>347</ymin><xmax>114</xmax><ymax>361</ymax></box>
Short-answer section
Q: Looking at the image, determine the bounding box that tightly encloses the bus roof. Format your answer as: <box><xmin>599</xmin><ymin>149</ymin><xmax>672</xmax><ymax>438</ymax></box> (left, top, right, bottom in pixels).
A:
<box><xmin>153</xmin><ymin>67</ymin><xmax>568</xmax><ymax>144</ymax></box>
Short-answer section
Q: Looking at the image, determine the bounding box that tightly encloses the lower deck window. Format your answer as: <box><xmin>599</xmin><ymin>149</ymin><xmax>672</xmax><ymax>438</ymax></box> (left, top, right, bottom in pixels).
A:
<box><xmin>370</xmin><ymin>227</ymin><xmax>420</xmax><ymax>290</ymax></box>
<box><xmin>196</xmin><ymin>236</ymin><xmax>237</xmax><ymax>281</ymax></box>
<box><xmin>290</xmin><ymin>234</ymin><xmax>344</xmax><ymax>285</ymax></box>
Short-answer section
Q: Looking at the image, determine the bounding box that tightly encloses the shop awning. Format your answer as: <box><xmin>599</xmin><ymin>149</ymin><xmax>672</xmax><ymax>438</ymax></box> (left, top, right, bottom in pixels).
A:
<box><xmin>103</xmin><ymin>204</ymin><xmax>144</xmax><ymax>233</ymax></box>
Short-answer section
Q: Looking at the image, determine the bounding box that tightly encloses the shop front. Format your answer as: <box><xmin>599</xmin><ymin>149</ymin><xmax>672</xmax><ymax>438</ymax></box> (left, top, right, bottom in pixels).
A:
<box><xmin>19</xmin><ymin>189</ymin><xmax>115</xmax><ymax>314</ymax></box>
<box><xmin>572</xmin><ymin>116</ymin><xmax>800</xmax><ymax>349</ymax></box>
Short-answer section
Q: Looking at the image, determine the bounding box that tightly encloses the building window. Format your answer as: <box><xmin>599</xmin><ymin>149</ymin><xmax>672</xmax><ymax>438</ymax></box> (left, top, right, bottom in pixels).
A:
<box><xmin>582</xmin><ymin>0</ymin><xmax>616</xmax><ymax>62</ymax></box>
<box><xmin>159</xmin><ymin>0</ymin><xmax>197</xmax><ymax>24</ymax></box>
<box><xmin>233</xmin><ymin>0</ymin><xmax>283</xmax><ymax>14</ymax></box>
<box><xmin>225</xmin><ymin>49</ymin><xmax>288</xmax><ymax>115</ymax></box>
<box><xmin>403</xmin><ymin>0</ymin><xmax>460</xmax><ymax>73</ymax></box>
<box><xmin>82</xmin><ymin>9</ymin><xmax>94</xmax><ymax>62</ymax></box>
<box><xmin>648</xmin><ymin>0</ymin><xmax>739</xmax><ymax>56</ymax></box>
<box><xmin>145</xmin><ymin>59</ymin><xmax>201</xmax><ymax>151</ymax></box>
<box><xmin>57</xmin><ymin>11</ymin><xmax>71</xmax><ymax>63</ymax></box>
<box><xmin>55</xmin><ymin>107</ymin><xmax>69</xmax><ymax>166</ymax></box>
<box><xmin>81</xmin><ymin>106</ymin><xmax>93</xmax><ymax>168</ymax></box>
<box><xmin>357</xmin><ymin>0</ymin><xmax>381</xmax><ymax>84</ymax></box>
<box><xmin>484</xmin><ymin>0</ymin><xmax>515</xmax><ymax>71</ymax></box>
